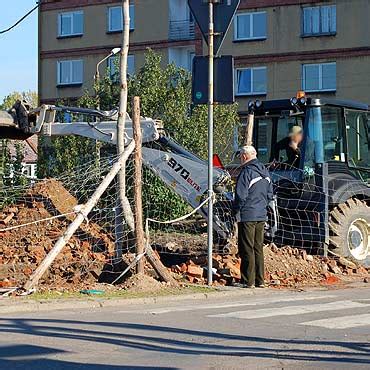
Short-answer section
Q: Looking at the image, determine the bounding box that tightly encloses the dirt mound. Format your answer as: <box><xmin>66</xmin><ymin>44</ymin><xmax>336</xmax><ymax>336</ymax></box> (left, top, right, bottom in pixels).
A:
<box><xmin>0</xmin><ymin>179</ymin><xmax>114</xmax><ymax>290</ymax></box>
<box><xmin>121</xmin><ymin>273</ymin><xmax>163</xmax><ymax>293</ymax></box>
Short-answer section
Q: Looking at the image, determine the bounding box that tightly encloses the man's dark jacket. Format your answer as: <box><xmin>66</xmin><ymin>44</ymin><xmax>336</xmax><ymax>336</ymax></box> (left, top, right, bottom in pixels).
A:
<box><xmin>273</xmin><ymin>137</ymin><xmax>301</xmax><ymax>167</ymax></box>
<box><xmin>234</xmin><ymin>158</ymin><xmax>274</xmax><ymax>222</ymax></box>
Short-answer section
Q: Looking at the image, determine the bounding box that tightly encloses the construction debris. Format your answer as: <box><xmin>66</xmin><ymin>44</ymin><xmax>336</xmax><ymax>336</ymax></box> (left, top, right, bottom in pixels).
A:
<box><xmin>1</xmin><ymin>179</ymin><xmax>369</xmax><ymax>293</ymax></box>
<box><xmin>170</xmin><ymin>244</ymin><xmax>369</xmax><ymax>288</ymax></box>
<box><xmin>0</xmin><ymin>180</ymin><xmax>114</xmax><ymax>290</ymax></box>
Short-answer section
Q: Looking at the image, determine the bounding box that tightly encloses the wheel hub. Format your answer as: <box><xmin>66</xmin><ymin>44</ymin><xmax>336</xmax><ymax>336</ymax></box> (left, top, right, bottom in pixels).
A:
<box><xmin>347</xmin><ymin>218</ymin><xmax>369</xmax><ymax>260</ymax></box>
<box><xmin>349</xmin><ymin>229</ymin><xmax>362</xmax><ymax>248</ymax></box>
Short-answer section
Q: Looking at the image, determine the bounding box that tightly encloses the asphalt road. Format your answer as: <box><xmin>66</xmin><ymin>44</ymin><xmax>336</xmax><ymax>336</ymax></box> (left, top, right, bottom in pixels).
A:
<box><xmin>0</xmin><ymin>286</ymin><xmax>369</xmax><ymax>370</ymax></box>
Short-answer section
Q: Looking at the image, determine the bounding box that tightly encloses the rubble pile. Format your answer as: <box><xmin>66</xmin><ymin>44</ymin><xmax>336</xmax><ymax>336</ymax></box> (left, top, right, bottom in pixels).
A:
<box><xmin>1</xmin><ymin>179</ymin><xmax>369</xmax><ymax>292</ymax></box>
<box><xmin>0</xmin><ymin>180</ymin><xmax>114</xmax><ymax>290</ymax></box>
<box><xmin>170</xmin><ymin>244</ymin><xmax>369</xmax><ymax>287</ymax></box>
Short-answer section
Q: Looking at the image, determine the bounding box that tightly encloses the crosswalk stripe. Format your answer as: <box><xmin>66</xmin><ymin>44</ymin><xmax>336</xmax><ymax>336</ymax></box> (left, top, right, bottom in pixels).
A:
<box><xmin>208</xmin><ymin>300</ymin><xmax>369</xmax><ymax>319</ymax></box>
<box><xmin>300</xmin><ymin>313</ymin><xmax>370</xmax><ymax>329</ymax></box>
<box><xmin>117</xmin><ymin>294</ymin><xmax>336</xmax><ymax>314</ymax></box>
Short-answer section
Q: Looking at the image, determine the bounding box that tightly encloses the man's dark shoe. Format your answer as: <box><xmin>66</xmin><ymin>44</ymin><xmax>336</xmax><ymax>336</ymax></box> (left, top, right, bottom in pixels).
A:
<box><xmin>256</xmin><ymin>284</ymin><xmax>266</xmax><ymax>288</ymax></box>
<box><xmin>245</xmin><ymin>284</ymin><xmax>255</xmax><ymax>289</ymax></box>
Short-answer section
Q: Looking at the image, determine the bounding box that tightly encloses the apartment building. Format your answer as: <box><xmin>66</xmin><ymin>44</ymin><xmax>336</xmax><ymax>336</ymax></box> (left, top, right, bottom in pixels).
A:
<box><xmin>38</xmin><ymin>0</ymin><xmax>200</xmax><ymax>103</ymax></box>
<box><xmin>39</xmin><ymin>0</ymin><xmax>370</xmax><ymax>111</ymax></box>
<box><xmin>229</xmin><ymin>0</ymin><xmax>370</xmax><ymax>110</ymax></box>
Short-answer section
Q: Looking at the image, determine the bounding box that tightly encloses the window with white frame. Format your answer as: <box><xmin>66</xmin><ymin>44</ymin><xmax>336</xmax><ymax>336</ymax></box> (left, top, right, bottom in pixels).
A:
<box><xmin>235</xmin><ymin>67</ymin><xmax>267</xmax><ymax>95</ymax></box>
<box><xmin>57</xmin><ymin>60</ymin><xmax>83</xmax><ymax>85</ymax></box>
<box><xmin>234</xmin><ymin>12</ymin><xmax>267</xmax><ymax>41</ymax></box>
<box><xmin>108</xmin><ymin>5</ymin><xmax>135</xmax><ymax>32</ymax></box>
<box><xmin>168</xmin><ymin>47</ymin><xmax>195</xmax><ymax>71</ymax></box>
<box><xmin>22</xmin><ymin>163</ymin><xmax>37</xmax><ymax>179</ymax></box>
<box><xmin>58</xmin><ymin>11</ymin><xmax>84</xmax><ymax>37</ymax></box>
<box><xmin>302</xmin><ymin>62</ymin><xmax>336</xmax><ymax>92</ymax></box>
<box><xmin>108</xmin><ymin>55</ymin><xmax>135</xmax><ymax>80</ymax></box>
<box><xmin>302</xmin><ymin>5</ymin><xmax>336</xmax><ymax>36</ymax></box>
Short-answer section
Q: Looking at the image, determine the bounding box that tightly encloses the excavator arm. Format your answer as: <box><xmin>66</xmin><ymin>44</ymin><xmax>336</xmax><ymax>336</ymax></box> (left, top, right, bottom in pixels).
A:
<box><xmin>0</xmin><ymin>102</ymin><xmax>236</xmax><ymax>248</ymax></box>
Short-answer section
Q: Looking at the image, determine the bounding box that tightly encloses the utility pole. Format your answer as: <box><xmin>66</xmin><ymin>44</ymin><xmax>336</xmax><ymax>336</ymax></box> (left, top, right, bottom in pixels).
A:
<box><xmin>207</xmin><ymin>0</ymin><xmax>214</xmax><ymax>286</ymax></box>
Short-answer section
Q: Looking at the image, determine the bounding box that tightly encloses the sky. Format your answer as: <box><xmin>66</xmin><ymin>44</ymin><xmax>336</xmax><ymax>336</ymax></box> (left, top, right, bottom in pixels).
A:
<box><xmin>0</xmin><ymin>1</ymin><xmax>38</xmax><ymax>102</ymax></box>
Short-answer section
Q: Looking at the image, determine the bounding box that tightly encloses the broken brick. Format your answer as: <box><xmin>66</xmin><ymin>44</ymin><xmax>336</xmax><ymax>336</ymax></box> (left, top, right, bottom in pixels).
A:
<box><xmin>187</xmin><ymin>265</ymin><xmax>204</xmax><ymax>278</ymax></box>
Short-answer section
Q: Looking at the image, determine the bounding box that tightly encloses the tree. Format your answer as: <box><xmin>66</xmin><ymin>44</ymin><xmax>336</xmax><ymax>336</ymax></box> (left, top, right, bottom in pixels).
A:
<box><xmin>38</xmin><ymin>50</ymin><xmax>240</xmax><ymax>219</ymax></box>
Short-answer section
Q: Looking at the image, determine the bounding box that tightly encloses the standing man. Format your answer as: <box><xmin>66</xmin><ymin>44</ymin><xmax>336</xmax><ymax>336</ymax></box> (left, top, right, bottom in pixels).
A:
<box><xmin>234</xmin><ymin>146</ymin><xmax>273</xmax><ymax>288</ymax></box>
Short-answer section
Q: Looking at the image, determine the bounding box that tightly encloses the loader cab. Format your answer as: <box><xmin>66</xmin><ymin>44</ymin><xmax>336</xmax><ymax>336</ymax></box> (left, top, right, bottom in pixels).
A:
<box><xmin>247</xmin><ymin>96</ymin><xmax>370</xmax><ymax>252</ymax></box>
<box><xmin>250</xmin><ymin>96</ymin><xmax>370</xmax><ymax>187</ymax></box>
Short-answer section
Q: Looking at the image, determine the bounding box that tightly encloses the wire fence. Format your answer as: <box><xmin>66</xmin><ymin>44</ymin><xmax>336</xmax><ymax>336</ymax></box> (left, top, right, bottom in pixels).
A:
<box><xmin>1</xmin><ymin>149</ymin><xmax>369</xmax><ymax>291</ymax></box>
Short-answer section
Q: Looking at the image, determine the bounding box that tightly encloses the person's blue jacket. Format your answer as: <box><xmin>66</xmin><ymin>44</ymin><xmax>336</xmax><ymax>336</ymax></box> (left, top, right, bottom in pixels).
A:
<box><xmin>233</xmin><ymin>158</ymin><xmax>274</xmax><ymax>222</ymax></box>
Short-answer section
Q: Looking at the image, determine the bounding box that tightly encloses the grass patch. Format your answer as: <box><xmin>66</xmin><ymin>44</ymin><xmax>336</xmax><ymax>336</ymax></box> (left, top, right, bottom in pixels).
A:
<box><xmin>27</xmin><ymin>285</ymin><xmax>215</xmax><ymax>301</ymax></box>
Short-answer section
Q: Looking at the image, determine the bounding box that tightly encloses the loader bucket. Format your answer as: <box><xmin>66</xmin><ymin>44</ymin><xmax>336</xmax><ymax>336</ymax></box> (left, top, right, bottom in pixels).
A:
<box><xmin>0</xmin><ymin>110</ymin><xmax>31</xmax><ymax>140</ymax></box>
<box><xmin>0</xmin><ymin>125</ymin><xmax>32</xmax><ymax>140</ymax></box>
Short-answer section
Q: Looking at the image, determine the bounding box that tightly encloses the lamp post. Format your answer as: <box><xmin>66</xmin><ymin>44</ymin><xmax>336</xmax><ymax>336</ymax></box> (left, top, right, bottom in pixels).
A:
<box><xmin>93</xmin><ymin>47</ymin><xmax>121</xmax><ymax>174</ymax></box>
<box><xmin>94</xmin><ymin>47</ymin><xmax>121</xmax><ymax>87</ymax></box>
<box><xmin>207</xmin><ymin>0</ymin><xmax>214</xmax><ymax>286</ymax></box>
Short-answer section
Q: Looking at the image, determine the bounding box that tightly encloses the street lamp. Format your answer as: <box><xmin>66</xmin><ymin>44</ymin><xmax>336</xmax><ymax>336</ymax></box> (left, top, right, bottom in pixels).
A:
<box><xmin>95</xmin><ymin>47</ymin><xmax>121</xmax><ymax>83</ymax></box>
<box><xmin>93</xmin><ymin>48</ymin><xmax>120</xmax><ymax>167</ymax></box>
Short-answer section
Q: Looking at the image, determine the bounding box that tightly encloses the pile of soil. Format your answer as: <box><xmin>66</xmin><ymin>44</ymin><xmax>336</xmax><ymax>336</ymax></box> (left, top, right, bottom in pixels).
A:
<box><xmin>0</xmin><ymin>179</ymin><xmax>114</xmax><ymax>290</ymax></box>
<box><xmin>121</xmin><ymin>273</ymin><xmax>163</xmax><ymax>293</ymax></box>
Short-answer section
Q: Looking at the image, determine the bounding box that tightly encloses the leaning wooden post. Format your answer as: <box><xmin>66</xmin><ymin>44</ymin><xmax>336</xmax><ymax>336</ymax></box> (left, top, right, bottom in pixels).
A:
<box><xmin>115</xmin><ymin>0</ymin><xmax>133</xmax><ymax>259</ymax></box>
<box><xmin>145</xmin><ymin>245</ymin><xmax>177</xmax><ymax>285</ymax></box>
<box><xmin>24</xmin><ymin>142</ymin><xmax>135</xmax><ymax>291</ymax></box>
<box><xmin>132</xmin><ymin>96</ymin><xmax>145</xmax><ymax>274</ymax></box>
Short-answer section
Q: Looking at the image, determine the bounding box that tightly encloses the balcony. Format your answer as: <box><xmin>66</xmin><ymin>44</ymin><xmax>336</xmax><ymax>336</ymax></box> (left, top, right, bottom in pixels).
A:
<box><xmin>169</xmin><ymin>20</ymin><xmax>195</xmax><ymax>41</ymax></box>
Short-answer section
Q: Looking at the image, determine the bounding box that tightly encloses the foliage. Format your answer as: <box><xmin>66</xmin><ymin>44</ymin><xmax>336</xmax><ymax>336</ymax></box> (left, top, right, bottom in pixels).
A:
<box><xmin>37</xmin><ymin>96</ymin><xmax>98</xmax><ymax>179</ymax></box>
<box><xmin>0</xmin><ymin>90</ymin><xmax>38</xmax><ymax>109</ymax></box>
<box><xmin>38</xmin><ymin>50</ymin><xmax>239</xmax><ymax>220</ymax></box>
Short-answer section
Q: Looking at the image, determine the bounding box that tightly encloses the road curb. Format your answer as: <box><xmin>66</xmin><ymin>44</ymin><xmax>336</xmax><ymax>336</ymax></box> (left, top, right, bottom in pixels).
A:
<box><xmin>0</xmin><ymin>288</ymin><xmax>274</xmax><ymax>315</ymax></box>
<box><xmin>2</xmin><ymin>282</ymin><xmax>364</xmax><ymax>315</ymax></box>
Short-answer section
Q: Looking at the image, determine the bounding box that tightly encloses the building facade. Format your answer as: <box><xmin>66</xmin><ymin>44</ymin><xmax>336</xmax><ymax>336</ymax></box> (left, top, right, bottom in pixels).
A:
<box><xmin>39</xmin><ymin>0</ymin><xmax>370</xmax><ymax>111</ymax></box>
<box><xmin>39</xmin><ymin>0</ymin><xmax>200</xmax><ymax>103</ymax></box>
<box><xmin>230</xmin><ymin>0</ymin><xmax>370</xmax><ymax>111</ymax></box>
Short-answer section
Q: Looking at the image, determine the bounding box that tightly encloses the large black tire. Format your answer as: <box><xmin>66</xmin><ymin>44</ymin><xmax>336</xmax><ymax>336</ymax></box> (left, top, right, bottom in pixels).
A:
<box><xmin>329</xmin><ymin>198</ymin><xmax>370</xmax><ymax>262</ymax></box>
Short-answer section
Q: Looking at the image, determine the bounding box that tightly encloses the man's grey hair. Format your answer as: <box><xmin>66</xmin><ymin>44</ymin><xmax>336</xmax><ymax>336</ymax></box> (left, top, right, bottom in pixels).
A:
<box><xmin>239</xmin><ymin>145</ymin><xmax>257</xmax><ymax>156</ymax></box>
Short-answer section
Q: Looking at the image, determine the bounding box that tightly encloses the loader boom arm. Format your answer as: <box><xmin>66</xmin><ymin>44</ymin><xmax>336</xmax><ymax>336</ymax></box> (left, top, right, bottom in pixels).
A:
<box><xmin>0</xmin><ymin>103</ymin><xmax>235</xmax><ymax>244</ymax></box>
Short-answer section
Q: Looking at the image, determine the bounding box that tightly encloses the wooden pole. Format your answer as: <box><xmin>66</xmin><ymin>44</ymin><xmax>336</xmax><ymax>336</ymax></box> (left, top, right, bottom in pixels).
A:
<box><xmin>145</xmin><ymin>244</ymin><xmax>177</xmax><ymax>285</ymax></box>
<box><xmin>23</xmin><ymin>142</ymin><xmax>135</xmax><ymax>291</ymax></box>
<box><xmin>244</xmin><ymin>112</ymin><xmax>255</xmax><ymax>146</ymax></box>
<box><xmin>132</xmin><ymin>96</ymin><xmax>145</xmax><ymax>274</ymax></box>
<box><xmin>115</xmin><ymin>0</ymin><xmax>133</xmax><ymax>259</ymax></box>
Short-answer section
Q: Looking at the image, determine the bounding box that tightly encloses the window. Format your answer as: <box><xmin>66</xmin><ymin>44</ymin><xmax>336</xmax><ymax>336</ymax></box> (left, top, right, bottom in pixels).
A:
<box><xmin>305</xmin><ymin>106</ymin><xmax>344</xmax><ymax>165</ymax></box>
<box><xmin>108</xmin><ymin>5</ymin><xmax>135</xmax><ymax>32</ymax></box>
<box><xmin>234</xmin><ymin>12</ymin><xmax>267</xmax><ymax>41</ymax></box>
<box><xmin>302</xmin><ymin>63</ymin><xmax>336</xmax><ymax>92</ymax></box>
<box><xmin>108</xmin><ymin>55</ymin><xmax>135</xmax><ymax>80</ymax></box>
<box><xmin>255</xmin><ymin>118</ymin><xmax>273</xmax><ymax>164</ymax></box>
<box><xmin>57</xmin><ymin>60</ymin><xmax>83</xmax><ymax>85</ymax></box>
<box><xmin>58</xmin><ymin>11</ymin><xmax>83</xmax><ymax>37</ymax></box>
<box><xmin>22</xmin><ymin>163</ymin><xmax>37</xmax><ymax>179</ymax></box>
<box><xmin>168</xmin><ymin>47</ymin><xmax>195</xmax><ymax>71</ymax></box>
<box><xmin>302</xmin><ymin>5</ymin><xmax>336</xmax><ymax>36</ymax></box>
<box><xmin>235</xmin><ymin>67</ymin><xmax>267</xmax><ymax>95</ymax></box>
<box><xmin>346</xmin><ymin>110</ymin><xmax>370</xmax><ymax>176</ymax></box>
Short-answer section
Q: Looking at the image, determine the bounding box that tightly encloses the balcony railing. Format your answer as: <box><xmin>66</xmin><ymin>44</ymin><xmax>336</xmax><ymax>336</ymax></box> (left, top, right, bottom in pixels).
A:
<box><xmin>169</xmin><ymin>20</ymin><xmax>195</xmax><ymax>41</ymax></box>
